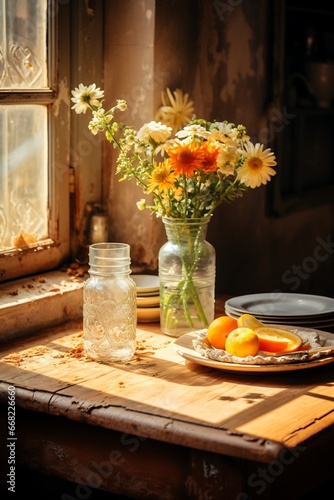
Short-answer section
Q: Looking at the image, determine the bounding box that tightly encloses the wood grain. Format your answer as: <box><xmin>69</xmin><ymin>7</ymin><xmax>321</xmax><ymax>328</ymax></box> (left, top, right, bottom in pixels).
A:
<box><xmin>1</xmin><ymin>297</ymin><xmax>334</xmax><ymax>466</ymax></box>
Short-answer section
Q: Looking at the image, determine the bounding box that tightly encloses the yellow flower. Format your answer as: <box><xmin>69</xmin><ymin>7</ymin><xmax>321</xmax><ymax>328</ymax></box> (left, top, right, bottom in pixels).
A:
<box><xmin>173</xmin><ymin>187</ymin><xmax>183</xmax><ymax>201</ymax></box>
<box><xmin>237</xmin><ymin>142</ymin><xmax>277</xmax><ymax>188</ymax></box>
<box><xmin>167</xmin><ymin>142</ymin><xmax>204</xmax><ymax>178</ymax></box>
<box><xmin>155</xmin><ymin>88</ymin><xmax>195</xmax><ymax>134</ymax></box>
<box><xmin>146</xmin><ymin>160</ymin><xmax>177</xmax><ymax>193</ymax></box>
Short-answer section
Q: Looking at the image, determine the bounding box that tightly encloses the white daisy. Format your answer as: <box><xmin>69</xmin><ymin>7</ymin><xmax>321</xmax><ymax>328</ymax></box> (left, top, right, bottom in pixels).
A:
<box><xmin>237</xmin><ymin>142</ymin><xmax>277</xmax><ymax>188</ymax></box>
<box><xmin>176</xmin><ymin>124</ymin><xmax>210</xmax><ymax>141</ymax></box>
<box><xmin>136</xmin><ymin>121</ymin><xmax>172</xmax><ymax>144</ymax></box>
<box><xmin>71</xmin><ymin>83</ymin><xmax>104</xmax><ymax>114</ymax></box>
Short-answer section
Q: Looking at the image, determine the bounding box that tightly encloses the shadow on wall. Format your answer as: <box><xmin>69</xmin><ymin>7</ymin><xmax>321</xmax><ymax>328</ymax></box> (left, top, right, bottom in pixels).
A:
<box><xmin>210</xmin><ymin>194</ymin><xmax>334</xmax><ymax>298</ymax></box>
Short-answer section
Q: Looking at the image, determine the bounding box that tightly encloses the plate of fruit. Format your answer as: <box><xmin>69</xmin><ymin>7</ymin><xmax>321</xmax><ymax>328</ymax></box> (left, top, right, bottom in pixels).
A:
<box><xmin>174</xmin><ymin>314</ymin><xmax>334</xmax><ymax>373</ymax></box>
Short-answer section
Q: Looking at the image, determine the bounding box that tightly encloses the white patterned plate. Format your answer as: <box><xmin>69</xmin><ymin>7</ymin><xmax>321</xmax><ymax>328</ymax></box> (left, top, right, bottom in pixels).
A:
<box><xmin>174</xmin><ymin>331</ymin><xmax>334</xmax><ymax>373</ymax></box>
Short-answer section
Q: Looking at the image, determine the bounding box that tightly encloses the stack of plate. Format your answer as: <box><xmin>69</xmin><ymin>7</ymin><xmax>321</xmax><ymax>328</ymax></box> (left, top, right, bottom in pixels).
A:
<box><xmin>132</xmin><ymin>274</ymin><xmax>160</xmax><ymax>323</ymax></box>
<box><xmin>225</xmin><ymin>292</ymin><xmax>334</xmax><ymax>332</ymax></box>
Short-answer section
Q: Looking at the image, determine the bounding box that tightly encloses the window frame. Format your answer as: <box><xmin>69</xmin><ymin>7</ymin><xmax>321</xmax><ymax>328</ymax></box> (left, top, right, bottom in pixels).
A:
<box><xmin>0</xmin><ymin>0</ymin><xmax>69</xmax><ymax>282</ymax></box>
<box><xmin>0</xmin><ymin>0</ymin><xmax>104</xmax><ymax>283</ymax></box>
<box><xmin>268</xmin><ymin>0</ymin><xmax>334</xmax><ymax>216</ymax></box>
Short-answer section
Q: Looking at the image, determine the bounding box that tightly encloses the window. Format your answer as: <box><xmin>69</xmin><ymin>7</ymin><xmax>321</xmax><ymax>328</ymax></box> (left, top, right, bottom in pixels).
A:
<box><xmin>0</xmin><ymin>0</ymin><xmax>70</xmax><ymax>282</ymax></box>
<box><xmin>269</xmin><ymin>0</ymin><xmax>334</xmax><ymax>215</ymax></box>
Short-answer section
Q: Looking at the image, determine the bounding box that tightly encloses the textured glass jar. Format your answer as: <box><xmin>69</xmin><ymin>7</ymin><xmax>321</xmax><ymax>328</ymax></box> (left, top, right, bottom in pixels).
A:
<box><xmin>159</xmin><ymin>217</ymin><xmax>216</xmax><ymax>337</ymax></box>
<box><xmin>83</xmin><ymin>243</ymin><xmax>137</xmax><ymax>363</ymax></box>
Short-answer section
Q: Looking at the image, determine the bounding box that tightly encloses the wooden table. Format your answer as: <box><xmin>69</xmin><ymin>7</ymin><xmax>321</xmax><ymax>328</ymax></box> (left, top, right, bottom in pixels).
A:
<box><xmin>0</xmin><ymin>297</ymin><xmax>334</xmax><ymax>499</ymax></box>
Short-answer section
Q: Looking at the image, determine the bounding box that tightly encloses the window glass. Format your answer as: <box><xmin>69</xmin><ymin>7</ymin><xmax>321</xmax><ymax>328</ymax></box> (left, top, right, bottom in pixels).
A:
<box><xmin>0</xmin><ymin>104</ymin><xmax>48</xmax><ymax>249</ymax></box>
<box><xmin>0</xmin><ymin>0</ymin><xmax>71</xmax><ymax>282</ymax></box>
<box><xmin>0</xmin><ymin>0</ymin><xmax>102</xmax><ymax>283</ymax></box>
<box><xmin>0</xmin><ymin>0</ymin><xmax>47</xmax><ymax>89</ymax></box>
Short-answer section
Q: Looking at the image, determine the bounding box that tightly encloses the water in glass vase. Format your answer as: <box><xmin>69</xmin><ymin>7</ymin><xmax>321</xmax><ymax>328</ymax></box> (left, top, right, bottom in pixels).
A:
<box><xmin>159</xmin><ymin>217</ymin><xmax>216</xmax><ymax>337</ymax></box>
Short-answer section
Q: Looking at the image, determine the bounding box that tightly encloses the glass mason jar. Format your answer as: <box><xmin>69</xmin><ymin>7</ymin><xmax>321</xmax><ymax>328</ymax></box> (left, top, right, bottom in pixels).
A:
<box><xmin>159</xmin><ymin>217</ymin><xmax>216</xmax><ymax>337</ymax></box>
<box><xmin>83</xmin><ymin>242</ymin><xmax>137</xmax><ymax>363</ymax></box>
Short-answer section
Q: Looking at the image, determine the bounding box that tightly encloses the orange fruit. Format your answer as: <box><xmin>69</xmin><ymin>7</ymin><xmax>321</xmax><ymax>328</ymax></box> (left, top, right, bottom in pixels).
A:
<box><xmin>255</xmin><ymin>326</ymin><xmax>303</xmax><ymax>354</ymax></box>
<box><xmin>237</xmin><ymin>314</ymin><xmax>303</xmax><ymax>354</ymax></box>
<box><xmin>254</xmin><ymin>329</ymin><xmax>290</xmax><ymax>352</ymax></box>
<box><xmin>207</xmin><ymin>315</ymin><xmax>238</xmax><ymax>349</ymax></box>
<box><xmin>237</xmin><ymin>313</ymin><xmax>264</xmax><ymax>330</ymax></box>
<box><xmin>225</xmin><ymin>327</ymin><xmax>260</xmax><ymax>357</ymax></box>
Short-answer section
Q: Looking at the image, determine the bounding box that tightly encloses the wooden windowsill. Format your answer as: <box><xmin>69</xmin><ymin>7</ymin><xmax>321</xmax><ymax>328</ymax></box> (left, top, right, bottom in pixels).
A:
<box><xmin>0</xmin><ymin>269</ymin><xmax>85</xmax><ymax>343</ymax></box>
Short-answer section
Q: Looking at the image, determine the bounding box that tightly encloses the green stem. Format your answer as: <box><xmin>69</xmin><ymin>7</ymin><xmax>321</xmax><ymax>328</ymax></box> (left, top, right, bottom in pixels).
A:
<box><xmin>162</xmin><ymin>220</ymin><xmax>210</xmax><ymax>332</ymax></box>
<box><xmin>182</xmin><ymin>175</ymin><xmax>188</xmax><ymax>218</ymax></box>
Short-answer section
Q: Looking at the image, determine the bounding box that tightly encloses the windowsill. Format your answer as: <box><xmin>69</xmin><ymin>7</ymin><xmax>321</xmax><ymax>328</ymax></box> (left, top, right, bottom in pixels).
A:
<box><xmin>0</xmin><ymin>268</ymin><xmax>86</xmax><ymax>343</ymax></box>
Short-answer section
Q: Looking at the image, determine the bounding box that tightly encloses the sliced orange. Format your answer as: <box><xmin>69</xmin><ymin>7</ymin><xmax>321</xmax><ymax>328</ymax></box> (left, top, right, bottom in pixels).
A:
<box><xmin>254</xmin><ymin>328</ymin><xmax>289</xmax><ymax>352</ymax></box>
<box><xmin>237</xmin><ymin>313</ymin><xmax>264</xmax><ymax>330</ymax></box>
<box><xmin>254</xmin><ymin>326</ymin><xmax>303</xmax><ymax>354</ymax></box>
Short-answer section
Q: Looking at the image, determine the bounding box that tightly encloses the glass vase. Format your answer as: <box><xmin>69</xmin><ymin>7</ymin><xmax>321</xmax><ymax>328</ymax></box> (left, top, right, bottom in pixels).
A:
<box><xmin>159</xmin><ymin>217</ymin><xmax>216</xmax><ymax>337</ymax></box>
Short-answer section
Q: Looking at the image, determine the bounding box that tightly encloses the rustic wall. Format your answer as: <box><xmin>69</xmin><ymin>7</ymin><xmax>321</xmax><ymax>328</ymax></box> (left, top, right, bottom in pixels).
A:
<box><xmin>103</xmin><ymin>0</ymin><xmax>164</xmax><ymax>271</ymax></box>
<box><xmin>104</xmin><ymin>0</ymin><xmax>334</xmax><ymax>298</ymax></box>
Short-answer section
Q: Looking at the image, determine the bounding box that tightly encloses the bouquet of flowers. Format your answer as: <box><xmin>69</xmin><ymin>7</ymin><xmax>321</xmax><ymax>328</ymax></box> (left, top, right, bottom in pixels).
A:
<box><xmin>71</xmin><ymin>83</ymin><xmax>276</xmax><ymax>217</ymax></box>
<box><xmin>71</xmin><ymin>83</ymin><xmax>277</xmax><ymax>335</ymax></box>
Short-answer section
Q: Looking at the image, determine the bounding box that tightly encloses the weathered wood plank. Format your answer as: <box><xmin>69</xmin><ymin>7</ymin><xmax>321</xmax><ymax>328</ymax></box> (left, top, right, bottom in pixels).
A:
<box><xmin>1</xmin><ymin>299</ymin><xmax>334</xmax><ymax>467</ymax></box>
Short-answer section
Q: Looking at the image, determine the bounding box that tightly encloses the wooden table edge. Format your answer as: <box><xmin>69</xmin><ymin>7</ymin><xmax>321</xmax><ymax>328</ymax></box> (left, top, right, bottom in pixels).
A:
<box><xmin>0</xmin><ymin>381</ymin><xmax>289</xmax><ymax>464</ymax></box>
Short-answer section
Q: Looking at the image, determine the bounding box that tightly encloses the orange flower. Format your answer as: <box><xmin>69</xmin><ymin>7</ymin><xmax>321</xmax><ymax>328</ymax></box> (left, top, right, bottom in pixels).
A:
<box><xmin>167</xmin><ymin>142</ymin><xmax>204</xmax><ymax>177</ymax></box>
<box><xmin>201</xmin><ymin>141</ymin><xmax>219</xmax><ymax>172</ymax></box>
